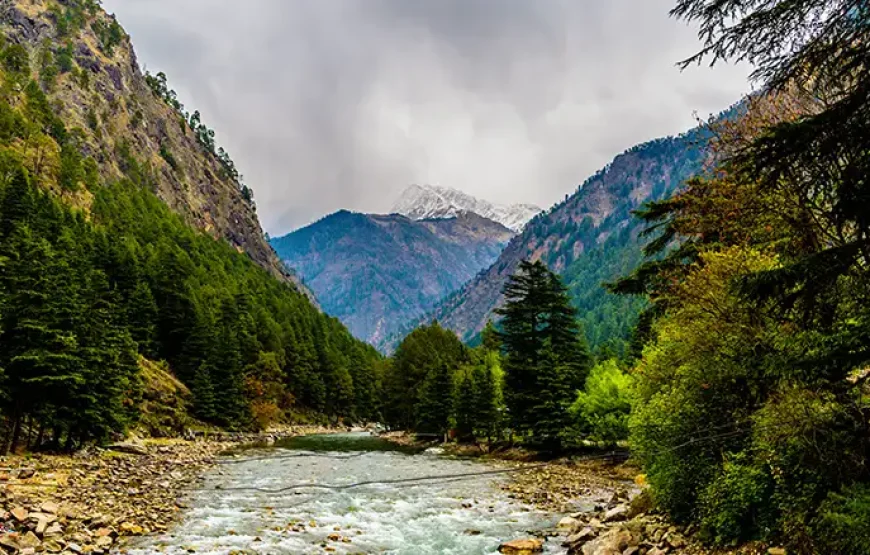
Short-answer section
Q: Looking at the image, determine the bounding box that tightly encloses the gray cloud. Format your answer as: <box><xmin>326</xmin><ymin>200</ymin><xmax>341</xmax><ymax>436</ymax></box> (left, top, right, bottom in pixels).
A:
<box><xmin>102</xmin><ymin>0</ymin><xmax>752</xmax><ymax>235</ymax></box>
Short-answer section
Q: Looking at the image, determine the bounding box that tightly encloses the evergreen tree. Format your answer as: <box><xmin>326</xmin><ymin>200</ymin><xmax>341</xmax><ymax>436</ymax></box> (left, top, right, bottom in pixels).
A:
<box><xmin>453</xmin><ymin>368</ymin><xmax>478</xmax><ymax>441</ymax></box>
<box><xmin>416</xmin><ymin>362</ymin><xmax>453</xmax><ymax>438</ymax></box>
<box><xmin>495</xmin><ymin>260</ymin><xmax>589</xmax><ymax>448</ymax></box>
<box><xmin>472</xmin><ymin>361</ymin><xmax>499</xmax><ymax>441</ymax></box>
<box><xmin>384</xmin><ymin>322</ymin><xmax>466</xmax><ymax>430</ymax></box>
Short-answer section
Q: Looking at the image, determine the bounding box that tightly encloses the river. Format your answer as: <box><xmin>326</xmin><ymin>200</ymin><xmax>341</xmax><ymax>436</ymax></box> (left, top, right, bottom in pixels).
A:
<box><xmin>126</xmin><ymin>433</ymin><xmax>573</xmax><ymax>554</ymax></box>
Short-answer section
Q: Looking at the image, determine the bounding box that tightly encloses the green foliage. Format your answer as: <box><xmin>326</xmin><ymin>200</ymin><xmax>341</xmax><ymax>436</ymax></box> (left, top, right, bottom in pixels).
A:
<box><xmin>0</xmin><ymin>39</ymin><xmax>383</xmax><ymax>451</ymax></box>
<box><xmin>496</xmin><ymin>260</ymin><xmax>591</xmax><ymax>449</ymax></box>
<box><xmin>91</xmin><ymin>18</ymin><xmax>124</xmax><ymax>57</ymax></box>
<box><xmin>617</xmin><ymin>0</ymin><xmax>870</xmax><ymax>548</ymax></box>
<box><xmin>810</xmin><ymin>484</ymin><xmax>870</xmax><ymax>555</ymax></box>
<box><xmin>1</xmin><ymin>44</ymin><xmax>30</xmax><ymax>75</ymax></box>
<box><xmin>56</xmin><ymin>44</ymin><xmax>74</xmax><ymax>73</ymax></box>
<box><xmin>50</xmin><ymin>0</ymin><xmax>98</xmax><ymax>39</ymax></box>
<box><xmin>569</xmin><ymin>359</ymin><xmax>632</xmax><ymax>443</ymax></box>
<box><xmin>416</xmin><ymin>362</ymin><xmax>453</xmax><ymax>435</ymax></box>
<box><xmin>698</xmin><ymin>454</ymin><xmax>775</xmax><ymax>544</ymax></box>
<box><xmin>159</xmin><ymin>143</ymin><xmax>179</xmax><ymax>172</ymax></box>
<box><xmin>382</xmin><ymin>322</ymin><xmax>467</xmax><ymax>430</ymax></box>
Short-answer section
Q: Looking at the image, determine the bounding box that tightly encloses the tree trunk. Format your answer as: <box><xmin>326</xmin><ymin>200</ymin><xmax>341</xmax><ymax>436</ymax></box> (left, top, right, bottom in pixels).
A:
<box><xmin>9</xmin><ymin>415</ymin><xmax>22</xmax><ymax>454</ymax></box>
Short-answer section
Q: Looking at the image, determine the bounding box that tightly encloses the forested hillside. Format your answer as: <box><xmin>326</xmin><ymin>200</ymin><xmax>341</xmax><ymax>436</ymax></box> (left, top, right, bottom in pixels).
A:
<box><xmin>414</xmin><ymin>124</ymin><xmax>715</xmax><ymax>355</ymax></box>
<box><xmin>0</xmin><ymin>0</ymin><xmax>380</xmax><ymax>452</ymax></box>
<box><xmin>0</xmin><ymin>0</ymin><xmax>313</xmax><ymax>297</ymax></box>
<box><xmin>271</xmin><ymin>210</ymin><xmax>513</xmax><ymax>346</ymax></box>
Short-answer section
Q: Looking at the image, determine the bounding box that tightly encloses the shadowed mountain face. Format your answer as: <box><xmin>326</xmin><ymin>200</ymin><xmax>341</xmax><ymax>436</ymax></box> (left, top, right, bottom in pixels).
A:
<box><xmin>389</xmin><ymin>123</ymin><xmax>715</xmax><ymax>354</ymax></box>
<box><xmin>271</xmin><ymin>210</ymin><xmax>514</xmax><ymax>346</ymax></box>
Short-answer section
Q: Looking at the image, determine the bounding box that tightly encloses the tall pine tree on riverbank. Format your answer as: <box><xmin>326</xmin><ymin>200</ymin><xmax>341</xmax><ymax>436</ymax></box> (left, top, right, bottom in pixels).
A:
<box><xmin>496</xmin><ymin>260</ymin><xmax>590</xmax><ymax>448</ymax></box>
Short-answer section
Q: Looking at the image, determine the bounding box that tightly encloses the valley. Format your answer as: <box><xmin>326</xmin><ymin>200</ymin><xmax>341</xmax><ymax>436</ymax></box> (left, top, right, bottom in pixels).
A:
<box><xmin>0</xmin><ymin>0</ymin><xmax>867</xmax><ymax>554</ymax></box>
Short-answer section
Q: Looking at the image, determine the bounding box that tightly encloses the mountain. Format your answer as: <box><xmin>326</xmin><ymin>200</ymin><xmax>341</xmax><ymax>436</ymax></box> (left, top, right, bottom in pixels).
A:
<box><xmin>400</xmin><ymin>125</ymin><xmax>715</xmax><ymax>354</ymax></box>
<box><xmin>392</xmin><ymin>184</ymin><xmax>541</xmax><ymax>232</ymax></box>
<box><xmin>0</xmin><ymin>0</ymin><xmax>316</xmax><ymax>301</ymax></box>
<box><xmin>0</xmin><ymin>0</ymin><xmax>380</xmax><ymax>440</ymax></box>
<box><xmin>271</xmin><ymin>210</ymin><xmax>514</xmax><ymax>346</ymax></box>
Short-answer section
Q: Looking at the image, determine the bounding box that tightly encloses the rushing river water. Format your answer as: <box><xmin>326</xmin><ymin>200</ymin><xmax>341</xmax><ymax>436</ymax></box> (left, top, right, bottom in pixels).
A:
<box><xmin>126</xmin><ymin>433</ymin><xmax>572</xmax><ymax>554</ymax></box>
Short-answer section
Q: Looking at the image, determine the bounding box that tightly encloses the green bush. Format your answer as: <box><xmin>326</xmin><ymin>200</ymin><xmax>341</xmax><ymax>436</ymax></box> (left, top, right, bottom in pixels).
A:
<box><xmin>569</xmin><ymin>359</ymin><xmax>632</xmax><ymax>443</ymax></box>
<box><xmin>699</xmin><ymin>453</ymin><xmax>775</xmax><ymax>544</ymax></box>
<box><xmin>810</xmin><ymin>483</ymin><xmax>870</xmax><ymax>555</ymax></box>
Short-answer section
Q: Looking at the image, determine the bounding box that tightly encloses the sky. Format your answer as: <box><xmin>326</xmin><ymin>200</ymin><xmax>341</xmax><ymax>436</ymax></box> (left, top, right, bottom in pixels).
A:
<box><xmin>102</xmin><ymin>0</ymin><xmax>752</xmax><ymax>236</ymax></box>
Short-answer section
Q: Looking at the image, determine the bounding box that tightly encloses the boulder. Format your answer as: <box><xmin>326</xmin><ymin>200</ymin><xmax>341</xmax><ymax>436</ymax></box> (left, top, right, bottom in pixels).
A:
<box><xmin>564</xmin><ymin>526</ymin><xmax>596</xmax><ymax>546</ymax></box>
<box><xmin>558</xmin><ymin>516</ymin><xmax>580</xmax><ymax>529</ymax></box>
<box><xmin>579</xmin><ymin>529</ymin><xmax>634</xmax><ymax>555</ymax></box>
<box><xmin>18</xmin><ymin>531</ymin><xmax>41</xmax><ymax>549</ymax></box>
<box><xmin>10</xmin><ymin>506</ymin><xmax>29</xmax><ymax>522</ymax></box>
<box><xmin>498</xmin><ymin>538</ymin><xmax>544</xmax><ymax>554</ymax></box>
<box><xmin>0</xmin><ymin>535</ymin><xmax>21</xmax><ymax>552</ymax></box>
<box><xmin>602</xmin><ymin>505</ymin><xmax>628</xmax><ymax>523</ymax></box>
<box><xmin>40</xmin><ymin>501</ymin><xmax>59</xmax><ymax>515</ymax></box>
<box><xmin>106</xmin><ymin>441</ymin><xmax>148</xmax><ymax>455</ymax></box>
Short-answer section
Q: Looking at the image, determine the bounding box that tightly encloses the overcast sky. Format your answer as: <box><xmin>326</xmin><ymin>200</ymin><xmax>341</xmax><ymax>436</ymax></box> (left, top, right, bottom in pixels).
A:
<box><xmin>102</xmin><ymin>0</ymin><xmax>752</xmax><ymax>235</ymax></box>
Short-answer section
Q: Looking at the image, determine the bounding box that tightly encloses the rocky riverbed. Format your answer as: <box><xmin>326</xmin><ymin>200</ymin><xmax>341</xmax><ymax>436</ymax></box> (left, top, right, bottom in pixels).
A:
<box><xmin>0</xmin><ymin>426</ymin><xmax>339</xmax><ymax>555</ymax></box>
<box><xmin>0</xmin><ymin>439</ymin><xmax>230</xmax><ymax>554</ymax></box>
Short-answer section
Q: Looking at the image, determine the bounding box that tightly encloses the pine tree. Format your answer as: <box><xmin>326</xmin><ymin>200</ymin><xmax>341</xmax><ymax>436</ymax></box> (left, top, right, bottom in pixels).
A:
<box><xmin>496</xmin><ymin>260</ymin><xmax>589</xmax><ymax>448</ymax></box>
<box><xmin>0</xmin><ymin>226</ymin><xmax>80</xmax><ymax>452</ymax></box>
<box><xmin>472</xmin><ymin>361</ymin><xmax>499</xmax><ymax>441</ymax></box>
<box><xmin>453</xmin><ymin>368</ymin><xmax>478</xmax><ymax>441</ymax></box>
<box><xmin>416</xmin><ymin>362</ymin><xmax>453</xmax><ymax>438</ymax></box>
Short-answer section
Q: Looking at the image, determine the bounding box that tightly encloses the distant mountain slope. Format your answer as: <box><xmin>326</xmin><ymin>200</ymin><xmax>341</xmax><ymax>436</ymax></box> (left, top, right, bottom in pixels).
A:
<box><xmin>392</xmin><ymin>184</ymin><xmax>541</xmax><ymax>232</ymax></box>
<box><xmin>407</xmin><ymin>125</ymin><xmax>715</xmax><ymax>354</ymax></box>
<box><xmin>271</xmin><ymin>210</ymin><xmax>514</xmax><ymax>346</ymax></box>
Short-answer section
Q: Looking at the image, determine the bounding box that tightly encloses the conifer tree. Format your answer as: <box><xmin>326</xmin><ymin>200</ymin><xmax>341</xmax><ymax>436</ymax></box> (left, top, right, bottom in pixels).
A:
<box><xmin>453</xmin><ymin>368</ymin><xmax>478</xmax><ymax>441</ymax></box>
<box><xmin>416</xmin><ymin>362</ymin><xmax>453</xmax><ymax>438</ymax></box>
<box><xmin>496</xmin><ymin>260</ymin><xmax>589</xmax><ymax>447</ymax></box>
<box><xmin>472</xmin><ymin>361</ymin><xmax>499</xmax><ymax>441</ymax></box>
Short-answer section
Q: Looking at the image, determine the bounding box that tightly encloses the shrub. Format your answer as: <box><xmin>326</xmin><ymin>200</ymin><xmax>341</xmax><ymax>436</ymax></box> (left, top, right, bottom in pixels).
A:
<box><xmin>2</xmin><ymin>43</ymin><xmax>30</xmax><ymax>74</ymax></box>
<box><xmin>569</xmin><ymin>359</ymin><xmax>632</xmax><ymax>443</ymax></box>
<box><xmin>810</xmin><ymin>483</ymin><xmax>870</xmax><ymax>555</ymax></box>
<box><xmin>699</xmin><ymin>453</ymin><xmax>776</xmax><ymax>544</ymax></box>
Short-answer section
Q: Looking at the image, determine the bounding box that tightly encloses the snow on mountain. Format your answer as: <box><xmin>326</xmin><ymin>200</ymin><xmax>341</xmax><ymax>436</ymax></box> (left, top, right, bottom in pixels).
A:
<box><xmin>391</xmin><ymin>184</ymin><xmax>541</xmax><ymax>232</ymax></box>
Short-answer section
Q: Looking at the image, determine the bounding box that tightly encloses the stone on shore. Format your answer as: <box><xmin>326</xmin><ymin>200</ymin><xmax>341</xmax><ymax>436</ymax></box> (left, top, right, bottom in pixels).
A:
<box><xmin>602</xmin><ymin>505</ymin><xmax>628</xmax><ymax>522</ymax></box>
<box><xmin>106</xmin><ymin>440</ymin><xmax>148</xmax><ymax>455</ymax></box>
<box><xmin>498</xmin><ymin>538</ymin><xmax>544</xmax><ymax>554</ymax></box>
<box><xmin>10</xmin><ymin>506</ymin><xmax>29</xmax><ymax>522</ymax></box>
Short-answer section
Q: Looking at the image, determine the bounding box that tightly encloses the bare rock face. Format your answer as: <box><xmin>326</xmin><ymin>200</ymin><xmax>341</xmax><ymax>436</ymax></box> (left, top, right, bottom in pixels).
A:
<box><xmin>498</xmin><ymin>538</ymin><xmax>545</xmax><ymax>554</ymax></box>
<box><xmin>0</xmin><ymin>0</ymin><xmax>316</xmax><ymax>303</ymax></box>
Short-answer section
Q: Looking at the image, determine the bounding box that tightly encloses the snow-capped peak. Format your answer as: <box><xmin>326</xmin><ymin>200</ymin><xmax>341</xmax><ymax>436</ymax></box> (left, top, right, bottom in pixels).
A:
<box><xmin>391</xmin><ymin>184</ymin><xmax>541</xmax><ymax>232</ymax></box>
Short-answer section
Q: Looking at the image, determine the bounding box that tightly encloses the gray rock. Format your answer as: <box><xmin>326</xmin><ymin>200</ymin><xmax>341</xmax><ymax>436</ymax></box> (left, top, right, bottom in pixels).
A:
<box><xmin>107</xmin><ymin>441</ymin><xmax>148</xmax><ymax>455</ymax></box>
<box><xmin>564</xmin><ymin>526</ymin><xmax>596</xmax><ymax>546</ymax></box>
<box><xmin>602</xmin><ymin>505</ymin><xmax>628</xmax><ymax>523</ymax></box>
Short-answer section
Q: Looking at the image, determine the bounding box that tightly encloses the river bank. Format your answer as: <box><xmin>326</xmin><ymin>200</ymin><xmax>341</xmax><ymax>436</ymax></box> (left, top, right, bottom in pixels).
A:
<box><xmin>377</xmin><ymin>433</ymin><xmax>781</xmax><ymax>555</ymax></box>
<box><xmin>0</xmin><ymin>426</ymin><xmax>338</xmax><ymax>554</ymax></box>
